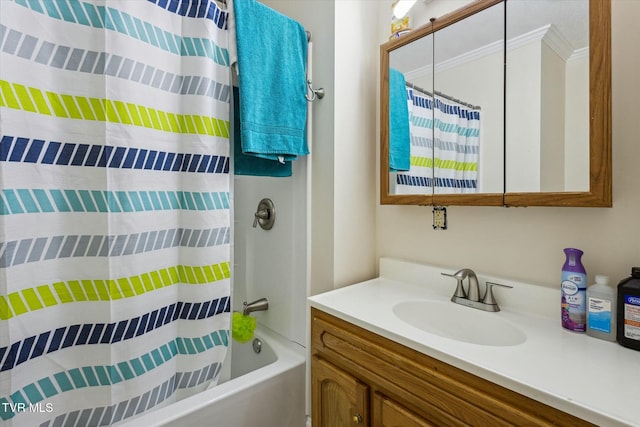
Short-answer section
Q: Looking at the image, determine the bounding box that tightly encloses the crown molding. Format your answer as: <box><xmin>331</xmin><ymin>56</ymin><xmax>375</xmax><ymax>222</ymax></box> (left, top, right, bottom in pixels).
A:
<box><xmin>404</xmin><ymin>24</ymin><xmax>582</xmax><ymax>80</ymax></box>
<box><xmin>568</xmin><ymin>46</ymin><xmax>589</xmax><ymax>62</ymax></box>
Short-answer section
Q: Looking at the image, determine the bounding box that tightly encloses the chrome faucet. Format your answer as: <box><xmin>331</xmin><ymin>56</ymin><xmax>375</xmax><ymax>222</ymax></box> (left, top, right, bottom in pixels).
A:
<box><xmin>441</xmin><ymin>268</ymin><xmax>512</xmax><ymax>312</ymax></box>
<box><xmin>443</xmin><ymin>268</ymin><xmax>480</xmax><ymax>301</ymax></box>
<box><xmin>242</xmin><ymin>298</ymin><xmax>269</xmax><ymax>315</ymax></box>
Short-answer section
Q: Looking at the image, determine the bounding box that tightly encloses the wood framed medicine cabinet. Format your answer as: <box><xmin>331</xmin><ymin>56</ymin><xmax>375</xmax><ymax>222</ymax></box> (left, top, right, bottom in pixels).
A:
<box><xmin>380</xmin><ymin>0</ymin><xmax>611</xmax><ymax>207</ymax></box>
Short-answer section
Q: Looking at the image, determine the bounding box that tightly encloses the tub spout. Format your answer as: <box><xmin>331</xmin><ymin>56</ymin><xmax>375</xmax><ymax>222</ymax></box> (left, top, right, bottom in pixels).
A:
<box><xmin>242</xmin><ymin>298</ymin><xmax>269</xmax><ymax>316</ymax></box>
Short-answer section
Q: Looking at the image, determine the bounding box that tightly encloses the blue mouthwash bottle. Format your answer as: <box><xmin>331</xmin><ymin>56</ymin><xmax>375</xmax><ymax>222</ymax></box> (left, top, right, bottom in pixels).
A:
<box><xmin>561</xmin><ymin>248</ymin><xmax>587</xmax><ymax>332</ymax></box>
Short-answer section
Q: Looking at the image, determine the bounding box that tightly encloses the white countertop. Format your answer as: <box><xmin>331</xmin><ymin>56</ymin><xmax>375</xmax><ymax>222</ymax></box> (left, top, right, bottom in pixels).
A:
<box><xmin>308</xmin><ymin>258</ymin><xmax>640</xmax><ymax>427</ymax></box>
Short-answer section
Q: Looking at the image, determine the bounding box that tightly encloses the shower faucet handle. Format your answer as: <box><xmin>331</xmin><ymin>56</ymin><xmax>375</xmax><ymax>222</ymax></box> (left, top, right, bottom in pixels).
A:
<box><xmin>253</xmin><ymin>209</ymin><xmax>269</xmax><ymax>228</ymax></box>
<box><xmin>252</xmin><ymin>198</ymin><xmax>276</xmax><ymax>230</ymax></box>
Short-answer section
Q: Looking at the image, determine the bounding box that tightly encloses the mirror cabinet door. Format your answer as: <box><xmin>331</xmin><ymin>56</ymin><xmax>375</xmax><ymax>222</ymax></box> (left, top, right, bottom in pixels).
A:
<box><xmin>505</xmin><ymin>0</ymin><xmax>589</xmax><ymax>194</ymax></box>
<box><xmin>388</xmin><ymin>32</ymin><xmax>434</xmax><ymax>198</ymax></box>
<box><xmin>380</xmin><ymin>0</ymin><xmax>610</xmax><ymax>207</ymax></box>
<box><xmin>432</xmin><ymin>1</ymin><xmax>504</xmax><ymax>203</ymax></box>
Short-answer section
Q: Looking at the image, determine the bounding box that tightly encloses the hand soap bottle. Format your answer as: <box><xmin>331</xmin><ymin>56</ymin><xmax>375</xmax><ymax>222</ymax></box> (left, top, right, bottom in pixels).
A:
<box><xmin>586</xmin><ymin>275</ymin><xmax>616</xmax><ymax>341</ymax></box>
<box><xmin>561</xmin><ymin>248</ymin><xmax>587</xmax><ymax>332</ymax></box>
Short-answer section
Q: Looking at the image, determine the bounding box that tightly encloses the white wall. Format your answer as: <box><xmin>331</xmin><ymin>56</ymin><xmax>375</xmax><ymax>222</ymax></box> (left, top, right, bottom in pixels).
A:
<box><xmin>333</xmin><ymin>1</ymin><xmax>378</xmax><ymax>288</ymax></box>
<box><xmin>540</xmin><ymin>42</ymin><xmax>566</xmax><ymax>192</ymax></box>
<box><xmin>376</xmin><ymin>0</ymin><xmax>640</xmax><ymax>288</ymax></box>
<box><xmin>233</xmin><ymin>163</ymin><xmax>309</xmax><ymax>346</ymax></box>
<box><xmin>506</xmin><ymin>29</ymin><xmax>586</xmax><ymax>192</ymax></box>
<box><xmin>506</xmin><ymin>41</ymin><xmax>542</xmax><ymax>192</ymax></box>
<box><xmin>564</xmin><ymin>52</ymin><xmax>590</xmax><ymax>191</ymax></box>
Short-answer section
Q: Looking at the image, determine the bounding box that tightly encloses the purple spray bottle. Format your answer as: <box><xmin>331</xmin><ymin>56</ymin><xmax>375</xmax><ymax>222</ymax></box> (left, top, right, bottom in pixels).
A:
<box><xmin>561</xmin><ymin>248</ymin><xmax>587</xmax><ymax>332</ymax></box>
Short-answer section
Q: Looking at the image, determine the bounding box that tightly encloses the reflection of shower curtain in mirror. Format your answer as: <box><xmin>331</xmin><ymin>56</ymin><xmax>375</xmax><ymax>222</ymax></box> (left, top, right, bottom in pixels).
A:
<box><xmin>395</xmin><ymin>87</ymin><xmax>434</xmax><ymax>194</ymax></box>
<box><xmin>0</xmin><ymin>1</ymin><xmax>231</xmax><ymax>425</ymax></box>
<box><xmin>433</xmin><ymin>97</ymin><xmax>480</xmax><ymax>194</ymax></box>
<box><xmin>395</xmin><ymin>88</ymin><xmax>480</xmax><ymax>195</ymax></box>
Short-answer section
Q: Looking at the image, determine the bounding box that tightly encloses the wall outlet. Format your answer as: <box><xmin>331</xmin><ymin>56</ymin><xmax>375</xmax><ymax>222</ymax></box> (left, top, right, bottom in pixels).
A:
<box><xmin>433</xmin><ymin>206</ymin><xmax>447</xmax><ymax>230</ymax></box>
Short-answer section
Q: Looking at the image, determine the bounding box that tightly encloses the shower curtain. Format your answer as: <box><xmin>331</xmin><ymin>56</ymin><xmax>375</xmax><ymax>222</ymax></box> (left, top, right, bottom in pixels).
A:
<box><xmin>395</xmin><ymin>86</ymin><xmax>434</xmax><ymax>194</ymax></box>
<box><xmin>0</xmin><ymin>1</ymin><xmax>231</xmax><ymax>426</ymax></box>
<box><xmin>396</xmin><ymin>88</ymin><xmax>481</xmax><ymax>195</ymax></box>
<box><xmin>433</xmin><ymin>96</ymin><xmax>480</xmax><ymax>194</ymax></box>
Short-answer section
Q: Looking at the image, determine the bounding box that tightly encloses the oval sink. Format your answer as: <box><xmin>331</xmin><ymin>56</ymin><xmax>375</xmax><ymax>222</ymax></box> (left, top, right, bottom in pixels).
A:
<box><xmin>392</xmin><ymin>300</ymin><xmax>526</xmax><ymax>347</ymax></box>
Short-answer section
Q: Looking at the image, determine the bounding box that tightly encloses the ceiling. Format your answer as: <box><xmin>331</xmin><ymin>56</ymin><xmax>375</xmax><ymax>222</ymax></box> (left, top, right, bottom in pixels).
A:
<box><xmin>391</xmin><ymin>0</ymin><xmax>589</xmax><ymax>75</ymax></box>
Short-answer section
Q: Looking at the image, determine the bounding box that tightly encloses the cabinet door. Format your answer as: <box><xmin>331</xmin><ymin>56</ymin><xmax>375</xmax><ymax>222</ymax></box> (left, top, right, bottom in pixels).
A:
<box><xmin>373</xmin><ymin>393</ymin><xmax>434</xmax><ymax>427</ymax></box>
<box><xmin>312</xmin><ymin>356</ymin><xmax>369</xmax><ymax>427</ymax></box>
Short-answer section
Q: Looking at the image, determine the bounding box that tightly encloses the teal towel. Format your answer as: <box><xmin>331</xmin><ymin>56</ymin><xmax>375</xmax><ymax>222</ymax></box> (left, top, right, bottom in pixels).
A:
<box><xmin>234</xmin><ymin>0</ymin><xmax>308</xmax><ymax>163</ymax></box>
<box><xmin>389</xmin><ymin>68</ymin><xmax>411</xmax><ymax>172</ymax></box>
<box><xmin>233</xmin><ymin>87</ymin><xmax>292</xmax><ymax>177</ymax></box>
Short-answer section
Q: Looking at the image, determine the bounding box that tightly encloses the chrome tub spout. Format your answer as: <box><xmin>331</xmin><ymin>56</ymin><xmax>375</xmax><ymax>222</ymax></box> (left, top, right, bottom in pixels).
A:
<box><xmin>242</xmin><ymin>298</ymin><xmax>269</xmax><ymax>315</ymax></box>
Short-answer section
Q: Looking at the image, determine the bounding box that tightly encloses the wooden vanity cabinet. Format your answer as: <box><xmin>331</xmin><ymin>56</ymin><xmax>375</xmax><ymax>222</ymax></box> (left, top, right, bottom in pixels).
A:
<box><xmin>311</xmin><ymin>308</ymin><xmax>594</xmax><ymax>427</ymax></box>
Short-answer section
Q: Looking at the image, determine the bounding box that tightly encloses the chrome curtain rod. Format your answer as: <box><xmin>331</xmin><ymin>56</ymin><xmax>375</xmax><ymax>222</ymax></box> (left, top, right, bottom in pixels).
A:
<box><xmin>405</xmin><ymin>82</ymin><xmax>481</xmax><ymax>111</ymax></box>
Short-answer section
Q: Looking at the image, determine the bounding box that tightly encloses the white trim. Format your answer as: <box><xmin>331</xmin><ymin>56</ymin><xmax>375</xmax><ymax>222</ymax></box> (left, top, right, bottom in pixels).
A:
<box><xmin>539</xmin><ymin>24</ymin><xmax>575</xmax><ymax>61</ymax></box>
<box><xmin>404</xmin><ymin>24</ymin><xmax>584</xmax><ymax>80</ymax></box>
<box><xmin>506</xmin><ymin>24</ymin><xmax>551</xmax><ymax>52</ymax></box>
<box><xmin>568</xmin><ymin>46</ymin><xmax>589</xmax><ymax>62</ymax></box>
<box><xmin>435</xmin><ymin>39</ymin><xmax>504</xmax><ymax>73</ymax></box>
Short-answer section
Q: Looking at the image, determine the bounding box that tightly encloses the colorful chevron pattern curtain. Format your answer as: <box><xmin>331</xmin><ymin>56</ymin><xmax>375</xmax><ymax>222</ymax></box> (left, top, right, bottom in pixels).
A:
<box><xmin>433</xmin><ymin>96</ymin><xmax>480</xmax><ymax>194</ymax></box>
<box><xmin>0</xmin><ymin>1</ymin><xmax>231</xmax><ymax>426</ymax></box>
<box><xmin>395</xmin><ymin>86</ymin><xmax>434</xmax><ymax>194</ymax></box>
<box><xmin>396</xmin><ymin>87</ymin><xmax>481</xmax><ymax>194</ymax></box>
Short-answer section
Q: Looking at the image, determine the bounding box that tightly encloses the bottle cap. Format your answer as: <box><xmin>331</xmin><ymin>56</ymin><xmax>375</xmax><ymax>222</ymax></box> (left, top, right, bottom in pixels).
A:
<box><xmin>632</xmin><ymin>267</ymin><xmax>640</xmax><ymax>278</ymax></box>
<box><xmin>595</xmin><ymin>274</ymin><xmax>610</xmax><ymax>285</ymax></box>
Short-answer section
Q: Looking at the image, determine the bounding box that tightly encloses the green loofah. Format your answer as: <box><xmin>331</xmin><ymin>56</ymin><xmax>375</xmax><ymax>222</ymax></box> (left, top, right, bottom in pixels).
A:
<box><xmin>232</xmin><ymin>312</ymin><xmax>257</xmax><ymax>343</ymax></box>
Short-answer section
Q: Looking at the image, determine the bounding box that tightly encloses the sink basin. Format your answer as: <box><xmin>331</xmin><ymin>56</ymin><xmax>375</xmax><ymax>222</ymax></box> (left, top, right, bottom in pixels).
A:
<box><xmin>392</xmin><ymin>300</ymin><xmax>526</xmax><ymax>347</ymax></box>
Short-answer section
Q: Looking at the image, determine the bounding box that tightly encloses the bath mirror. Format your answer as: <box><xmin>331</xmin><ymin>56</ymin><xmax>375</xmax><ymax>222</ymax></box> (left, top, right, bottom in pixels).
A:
<box><xmin>387</xmin><ymin>29</ymin><xmax>434</xmax><ymax>198</ymax></box>
<box><xmin>433</xmin><ymin>1</ymin><xmax>504</xmax><ymax>203</ymax></box>
<box><xmin>380</xmin><ymin>0</ymin><xmax>611</xmax><ymax>207</ymax></box>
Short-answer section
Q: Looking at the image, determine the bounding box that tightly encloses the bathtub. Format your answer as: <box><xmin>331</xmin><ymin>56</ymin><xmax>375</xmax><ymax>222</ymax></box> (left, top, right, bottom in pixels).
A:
<box><xmin>118</xmin><ymin>326</ymin><xmax>306</xmax><ymax>427</ymax></box>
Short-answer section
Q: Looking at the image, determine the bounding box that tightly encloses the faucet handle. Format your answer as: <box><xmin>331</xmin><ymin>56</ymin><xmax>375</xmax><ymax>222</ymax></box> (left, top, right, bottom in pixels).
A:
<box><xmin>482</xmin><ymin>281</ymin><xmax>513</xmax><ymax>307</ymax></box>
<box><xmin>253</xmin><ymin>209</ymin><xmax>268</xmax><ymax>228</ymax></box>
<box><xmin>441</xmin><ymin>272</ymin><xmax>467</xmax><ymax>299</ymax></box>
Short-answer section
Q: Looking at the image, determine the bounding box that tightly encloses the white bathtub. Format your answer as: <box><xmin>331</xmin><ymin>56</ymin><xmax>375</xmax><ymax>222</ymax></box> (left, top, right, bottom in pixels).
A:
<box><xmin>118</xmin><ymin>326</ymin><xmax>306</xmax><ymax>427</ymax></box>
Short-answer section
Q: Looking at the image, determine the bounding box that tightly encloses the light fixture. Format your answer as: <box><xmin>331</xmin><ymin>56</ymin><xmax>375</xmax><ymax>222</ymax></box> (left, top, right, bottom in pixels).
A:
<box><xmin>392</xmin><ymin>0</ymin><xmax>417</xmax><ymax>19</ymax></box>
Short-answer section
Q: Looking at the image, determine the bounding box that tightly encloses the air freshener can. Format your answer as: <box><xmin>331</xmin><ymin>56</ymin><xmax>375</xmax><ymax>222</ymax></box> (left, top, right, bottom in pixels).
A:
<box><xmin>561</xmin><ymin>248</ymin><xmax>587</xmax><ymax>332</ymax></box>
